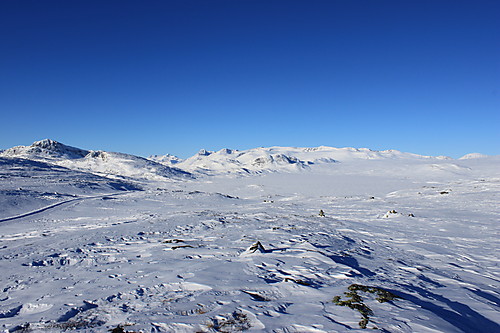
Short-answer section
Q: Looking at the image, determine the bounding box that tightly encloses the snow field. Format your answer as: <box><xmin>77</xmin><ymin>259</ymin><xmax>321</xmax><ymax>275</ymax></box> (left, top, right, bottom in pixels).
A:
<box><xmin>0</xmin><ymin>140</ymin><xmax>498</xmax><ymax>332</ymax></box>
<box><xmin>0</xmin><ymin>175</ymin><xmax>498</xmax><ymax>332</ymax></box>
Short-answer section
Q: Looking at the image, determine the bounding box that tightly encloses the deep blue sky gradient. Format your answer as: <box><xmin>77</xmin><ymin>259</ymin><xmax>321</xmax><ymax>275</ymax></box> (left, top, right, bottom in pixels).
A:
<box><xmin>1</xmin><ymin>0</ymin><xmax>498</xmax><ymax>158</ymax></box>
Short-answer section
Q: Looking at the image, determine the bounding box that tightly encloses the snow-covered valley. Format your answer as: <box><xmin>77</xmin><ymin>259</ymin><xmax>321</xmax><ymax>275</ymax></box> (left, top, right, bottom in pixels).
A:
<box><xmin>0</xmin><ymin>140</ymin><xmax>498</xmax><ymax>332</ymax></box>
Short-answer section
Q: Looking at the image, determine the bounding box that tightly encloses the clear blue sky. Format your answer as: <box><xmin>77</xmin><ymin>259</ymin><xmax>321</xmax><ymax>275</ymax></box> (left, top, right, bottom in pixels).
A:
<box><xmin>1</xmin><ymin>0</ymin><xmax>498</xmax><ymax>158</ymax></box>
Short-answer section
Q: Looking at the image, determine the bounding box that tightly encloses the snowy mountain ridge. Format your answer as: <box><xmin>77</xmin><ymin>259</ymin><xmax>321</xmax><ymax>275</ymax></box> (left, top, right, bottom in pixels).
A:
<box><xmin>459</xmin><ymin>152</ymin><xmax>490</xmax><ymax>159</ymax></box>
<box><xmin>1</xmin><ymin>139</ymin><xmax>496</xmax><ymax>179</ymax></box>
<box><xmin>1</xmin><ymin>139</ymin><xmax>191</xmax><ymax>181</ymax></box>
<box><xmin>148</xmin><ymin>153</ymin><xmax>182</xmax><ymax>165</ymax></box>
<box><xmin>151</xmin><ymin>145</ymin><xmax>457</xmax><ymax>175</ymax></box>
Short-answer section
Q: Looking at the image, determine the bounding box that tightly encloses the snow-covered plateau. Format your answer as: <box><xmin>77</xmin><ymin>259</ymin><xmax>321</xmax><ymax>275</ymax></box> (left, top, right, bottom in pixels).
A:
<box><xmin>0</xmin><ymin>140</ymin><xmax>499</xmax><ymax>332</ymax></box>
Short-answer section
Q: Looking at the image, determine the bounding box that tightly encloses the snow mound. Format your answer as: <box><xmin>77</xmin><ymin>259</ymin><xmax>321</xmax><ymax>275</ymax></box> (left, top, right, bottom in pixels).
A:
<box><xmin>19</xmin><ymin>303</ymin><xmax>53</xmax><ymax>315</ymax></box>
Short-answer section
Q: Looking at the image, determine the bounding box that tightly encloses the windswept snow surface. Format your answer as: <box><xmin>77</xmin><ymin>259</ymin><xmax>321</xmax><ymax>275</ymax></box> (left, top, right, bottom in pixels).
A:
<box><xmin>0</xmin><ymin>141</ymin><xmax>499</xmax><ymax>332</ymax></box>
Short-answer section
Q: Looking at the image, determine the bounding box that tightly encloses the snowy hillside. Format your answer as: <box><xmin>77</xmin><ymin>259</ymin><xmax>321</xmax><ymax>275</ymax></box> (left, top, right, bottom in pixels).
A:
<box><xmin>0</xmin><ymin>140</ymin><xmax>499</xmax><ymax>332</ymax></box>
<box><xmin>58</xmin><ymin>151</ymin><xmax>191</xmax><ymax>182</ymax></box>
<box><xmin>0</xmin><ymin>157</ymin><xmax>139</xmax><ymax>220</ymax></box>
<box><xmin>1</xmin><ymin>140</ymin><xmax>191</xmax><ymax>181</ymax></box>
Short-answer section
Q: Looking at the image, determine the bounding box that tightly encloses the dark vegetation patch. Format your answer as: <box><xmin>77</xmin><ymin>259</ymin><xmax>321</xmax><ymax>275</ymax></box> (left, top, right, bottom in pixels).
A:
<box><xmin>333</xmin><ymin>284</ymin><xmax>402</xmax><ymax>329</ymax></box>
<box><xmin>207</xmin><ymin>311</ymin><xmax>251</xmax><ymax>332</ymax></box>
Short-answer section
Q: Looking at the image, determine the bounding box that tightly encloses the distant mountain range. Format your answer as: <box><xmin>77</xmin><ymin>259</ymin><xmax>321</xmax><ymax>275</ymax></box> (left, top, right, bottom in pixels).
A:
<box><xmin>0</xmin><ymin>139</ymin><xmax>494</xmax><ymax>180</ymax></box>
<box><xmin>149</xmin><ymin>146</ymin><xmax>457</xmax><ymax>176</ymax></box>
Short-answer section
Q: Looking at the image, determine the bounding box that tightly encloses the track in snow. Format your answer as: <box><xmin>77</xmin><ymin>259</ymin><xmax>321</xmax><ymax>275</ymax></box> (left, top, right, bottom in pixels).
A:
<box><xmin>0</xmin><ymin>192</ymin><xmax>131</xmax><ymax>223</ymax></box>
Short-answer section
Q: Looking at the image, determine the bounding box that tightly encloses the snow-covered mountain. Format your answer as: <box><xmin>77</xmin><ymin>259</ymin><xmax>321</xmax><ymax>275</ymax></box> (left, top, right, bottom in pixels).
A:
<box><xmin>1</xmin><ymin>139</ymin><xmax>191</xmax><ymax>181</ymax></box>
<box><xmin>3</xmin><ymin>140</ymin><xmax>489</xmax><ymax>180</ymax></box>
<box><xmin>59</xmin><ymin>150</ymin><xmax>191</xmax><ymax>181</ymax></box>
<box><xmin>148</xmin><ymin>153</ymin><xmax>182</xmax><ymax>165</ymax></box>
<box><xmin>2</xmin><ymin>139</ymin><xmax>90</xmax><ymax>160</ymax></box>
<box><xmin>151</xmin><ymin>146</ymin><xmax>455</xmax><ymax>176</ymax></box>
<box><xmin>459</xmin><ymin>152</ymin><xmax>490</xmax><ymax>159</ymax></box>
<box><xmin>168</xmin><ymin>148</ymin><xmax>311</xmax><ymax>175</ymax></box>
